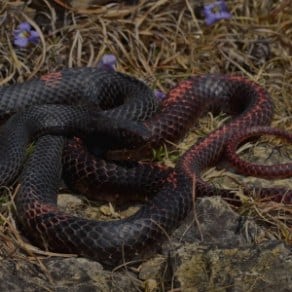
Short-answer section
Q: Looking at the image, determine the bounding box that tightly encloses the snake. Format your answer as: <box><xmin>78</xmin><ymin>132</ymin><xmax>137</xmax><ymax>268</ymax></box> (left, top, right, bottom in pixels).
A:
<box><xmin>0</xmin><ymin>68</ymin><xmax>291</xmax><ymax>267</ymax></box>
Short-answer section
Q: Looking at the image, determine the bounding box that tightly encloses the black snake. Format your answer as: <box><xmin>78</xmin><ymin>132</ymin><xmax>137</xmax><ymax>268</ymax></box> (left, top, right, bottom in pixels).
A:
<box><xmin>0</xmin><ymin>68</ymin><xmax>291</xmax><ymax>267</ymax></box>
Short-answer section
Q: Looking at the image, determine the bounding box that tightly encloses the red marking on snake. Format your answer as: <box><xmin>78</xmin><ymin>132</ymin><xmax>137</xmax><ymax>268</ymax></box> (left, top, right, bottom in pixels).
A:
<box><xmin>40</xmin><ymin>71</ymin><xmax>62</xmax><ymax>87</ymax></box>
<box><xmin>162</xmin><ymin>79</ymin><xmax>193</xmax><ymax>107</ymax></box>
<box><xmin>166</xmin><ymin>171</ymin><xmax>177</xmax><ymax>187</ymax></box>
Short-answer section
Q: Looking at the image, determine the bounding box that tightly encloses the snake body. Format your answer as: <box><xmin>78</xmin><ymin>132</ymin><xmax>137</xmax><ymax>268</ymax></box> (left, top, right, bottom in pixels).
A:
<box><xmin>0</xmin><ymin>69</ymin><xmax>291</xmax><ymax>267</ymax></box>
<box><xmin>0</xmin><ymin>68</ymin><xmax>157</xmax><ymax>121</ymax></box>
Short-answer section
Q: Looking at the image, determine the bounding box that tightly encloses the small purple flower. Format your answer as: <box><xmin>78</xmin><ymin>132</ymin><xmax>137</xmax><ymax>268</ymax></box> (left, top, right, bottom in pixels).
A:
<box><xmin>97</xmin><ymin>54</ymin><xmax>117</xmax><ymax>71</ymax></box>
<box><xmin>97</xmin><ymin>54</ymin><xmax>165</xmax><ymax>101</ymax></box>
<box><xmin>13</xmin><ymin>22</ymin><xmax>39</xmax><ymax>48</ymax></box>
<box><xmin>154</xmin><ymin>89</ymin><xmax>166</xmax><ymax>101</ymax></box>
<box><xmin>204</xmin><ymin>1</ymin><xmax>231</xmax><ymax>26</ymax></box>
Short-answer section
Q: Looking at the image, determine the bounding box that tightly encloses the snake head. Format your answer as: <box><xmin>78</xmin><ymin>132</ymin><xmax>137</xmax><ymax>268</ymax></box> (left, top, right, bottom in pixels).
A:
<box><xmin>88</xmin><ymin>114</ymin><xmax>151</xmax><ymax>150</ymax></box>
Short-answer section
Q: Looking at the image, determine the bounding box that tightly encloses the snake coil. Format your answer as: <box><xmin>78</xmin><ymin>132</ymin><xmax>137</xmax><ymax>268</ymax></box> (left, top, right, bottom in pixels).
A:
<box><xmin>0</xmin><ymin>68</ymin><xmax>290</xmax><ymax>267</ymax></box>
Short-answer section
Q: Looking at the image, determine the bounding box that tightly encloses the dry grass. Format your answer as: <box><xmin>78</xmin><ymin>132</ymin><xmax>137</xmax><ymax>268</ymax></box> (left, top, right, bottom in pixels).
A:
<box><xmin>0</xmin><ymin>0</ymin><xmax>291</xmax><ymax>263</ymax></box>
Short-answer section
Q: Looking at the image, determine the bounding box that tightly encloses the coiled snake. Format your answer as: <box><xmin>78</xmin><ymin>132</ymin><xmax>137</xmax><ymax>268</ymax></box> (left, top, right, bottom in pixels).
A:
<box><xmin>0</xmin><ymin>68</ymin><xmax>291</xmax><ymax>267</ymax></box>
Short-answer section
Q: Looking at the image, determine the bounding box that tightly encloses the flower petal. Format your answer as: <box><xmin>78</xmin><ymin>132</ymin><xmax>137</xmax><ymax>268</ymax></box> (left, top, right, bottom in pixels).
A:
<box><xmin>14</xmin><ymin>36</ymin><xmax>29</xmax><ymax>48</ymax></box>
<box><xmin>17</xmin><ymin>22</ymin><xmax>31</xmax><ymax>32</ymax></box>
<box><xmin>204</xmin><ymin>1</ymin><xmax>231</xmax><ymax>26</ymax></box>
<box><xmin>97</xmin><ymin>54</ymin><xmax>117</xmax><ymax>71</ymax></box>
<box><xmin>154</xmin><ymin>89</ymin><xmax>166</xmax><ymax>101</ymax></box>
<box><xmin>28</xmin><ymin>30</ymin><xmax>40</xmax><ymax>44</ymax></box>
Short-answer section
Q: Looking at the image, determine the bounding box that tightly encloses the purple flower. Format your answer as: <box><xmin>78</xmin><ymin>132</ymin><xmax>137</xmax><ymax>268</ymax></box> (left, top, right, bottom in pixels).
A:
<box><xmin>13</xmin><ymin>22</ymin><xmax>39</xmax><ymax>48</ymax></box>
<box><xmin>97</xmin><ymin>54</ymin><xmax>166</xmax><ymax>101</ymax></box>
<box><xmin>204</xmin><ymin>1</ymin><xmax>231</xmax><ymax>26</ymax></box>
<box><xmin>97</xmin><ymin>54</ymin><xmax>117</xmax><ymax>71</ymax></box>
<box><xmin>154</xmin><ymin>89</ymin><xmax>166</xmax><ymax>101</ymax></box>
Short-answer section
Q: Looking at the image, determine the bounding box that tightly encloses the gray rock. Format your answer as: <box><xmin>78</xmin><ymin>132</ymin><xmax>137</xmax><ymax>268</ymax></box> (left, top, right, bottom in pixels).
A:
<box><xmin>169</xmin><ymin>197</ymin><xmax>270</xmax><ymax>247</ymax></box>
<box><xmin>0</xmin><ymin>257</ymin><xmax>141</xmax><ymax>291</ymax></box>
<box><xmin>175</xmin><ymin>241</ymin><xmax>292</xmax><ymax>291</ymax></box>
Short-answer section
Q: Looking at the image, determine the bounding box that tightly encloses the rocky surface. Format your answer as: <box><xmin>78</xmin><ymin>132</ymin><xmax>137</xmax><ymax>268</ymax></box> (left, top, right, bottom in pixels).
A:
<box><xmin>1</xmin><ymin>197</ymin><xmax>291</xmax><ymax>291</ymax></box>
<box><xmin>175</xmin><ymin>241</ymin><xmax>292</xmax><ymax>291</ymax></box>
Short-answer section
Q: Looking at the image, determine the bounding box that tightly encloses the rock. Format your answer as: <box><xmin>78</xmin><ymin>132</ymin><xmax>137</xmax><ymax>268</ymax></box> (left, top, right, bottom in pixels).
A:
<box><xmin>57</xmin><ymin>193</ymin><xmax>83</xmax><ymax>208</ymax></box>
<box><xmin>168</xmin><ymin>197</ymin><xmax>270</xmax><ymax>247</ymax></box>
<box><xmin>143</xmin><ymin>278</ymin><xmax>159</xmax><ymax>292</ymax></box>
<box><xmin>0</xmin><ymin>257</ymin><xmax>140</xmax><ymax>291</ymax></box>
<box><xmin>139</xmin><ymin>256</ymin><xmax>166</xmax><ymax>280</ymax></box>
<box><xmin>175</xmin><ymin>241</ymin><xmax>292</xmax><ymax>291</ymax></box>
